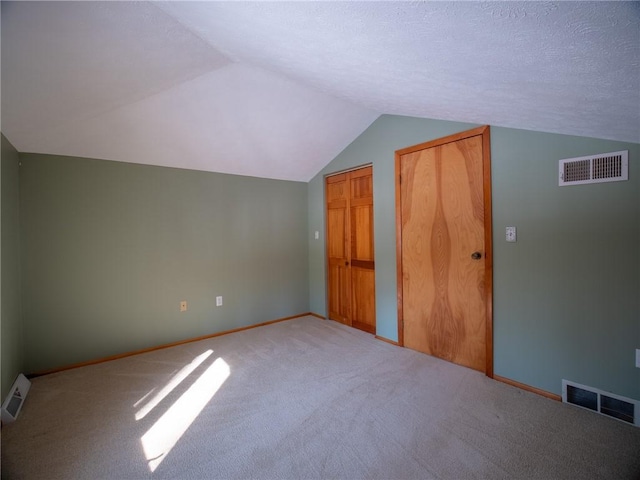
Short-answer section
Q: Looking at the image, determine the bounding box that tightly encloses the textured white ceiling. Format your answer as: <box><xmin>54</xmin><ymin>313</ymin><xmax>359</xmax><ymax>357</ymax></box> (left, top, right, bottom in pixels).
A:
<box><xmin>2</xmin><ymin>1</ymin><xmax>638</xmax><ymax>181</ymax></box>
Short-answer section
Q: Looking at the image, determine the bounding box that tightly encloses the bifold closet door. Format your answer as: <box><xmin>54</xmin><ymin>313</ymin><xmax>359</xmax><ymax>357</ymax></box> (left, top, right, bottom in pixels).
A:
<box><xmin>326</xmin><ymin>166</ymin><xmax>376</xmax><ymax>334</ymax></box>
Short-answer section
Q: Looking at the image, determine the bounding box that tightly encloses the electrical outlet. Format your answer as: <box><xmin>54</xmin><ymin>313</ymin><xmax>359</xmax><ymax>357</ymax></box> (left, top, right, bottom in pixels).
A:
<box><xmin>314</xmin><ymin>231</ymin><xmax>319</xmax><ymax>240</ymax></box>
<box><xmin>636</xmin><ymin>349</ymin><xmax>640</xmax><ymax>368</ymax></box>
<box><xmin>180</xmin><ymin>301</ymin><xmax>187</xmax><ymax>312</ymax></box>
<box><xmin>506</xmin><ymin>226</ymin><xmax>517</xmax><ymax>242</ymax></box>
<box><xmin>216</xmin><ymin>296</ymin><xmax>223</xmax><ymax>307</ymax></box>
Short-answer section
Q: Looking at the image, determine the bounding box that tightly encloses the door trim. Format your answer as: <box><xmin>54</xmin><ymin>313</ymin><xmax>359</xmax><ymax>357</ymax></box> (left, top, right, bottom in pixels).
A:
<box><xmin>325</xmin><ymin>163</ymin><xmax>373</xmax><ymax>178</ymax></box>
<box><xmin>395</xmin><ymin>125</ymin><xmax>493</xmax><ymax>377</ymax></box>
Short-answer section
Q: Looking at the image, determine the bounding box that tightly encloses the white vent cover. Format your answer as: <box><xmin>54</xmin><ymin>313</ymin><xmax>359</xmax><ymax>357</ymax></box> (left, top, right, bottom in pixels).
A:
<box><xmin>1</xmin><ymin>374</ymin><xmax>31</xmax><ymax>424</ymax></box>
<box><xmin>562</xmin><ymin>379</ymin><xmax>639</xmax><ymax>427</ymax></box>
<box><xmin>559</xmin><ymin>150</ymin><xmax>628</xmax><ymax>186</ymax></box>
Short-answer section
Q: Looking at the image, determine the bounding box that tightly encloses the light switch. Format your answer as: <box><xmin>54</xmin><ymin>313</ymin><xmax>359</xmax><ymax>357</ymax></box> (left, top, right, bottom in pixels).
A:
<box><xmin>314</xmin><ymin>231</ymin><xmax>319</xmax><ymax>240</ymax></box>
<box><xmin>506</xmin><ymin>226</ymin><xmax>517</xmax><ymax>242</ymax></box>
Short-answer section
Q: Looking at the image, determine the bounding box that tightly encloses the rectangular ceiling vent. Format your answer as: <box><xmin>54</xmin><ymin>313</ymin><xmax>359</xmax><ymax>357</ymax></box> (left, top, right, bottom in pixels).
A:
<box><xmin>559</xmin><ymin>150</ymin><xmax>628</xmax><ymax>186</ymax></box>
<box><xmin>562</xmin><ymin>380</ymin><xmax>639</xmax><ymax>427</ymax></box>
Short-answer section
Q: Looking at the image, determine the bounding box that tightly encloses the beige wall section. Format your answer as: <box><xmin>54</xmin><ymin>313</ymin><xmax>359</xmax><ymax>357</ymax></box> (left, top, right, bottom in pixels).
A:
<box><xmin>19</xmin><ymin>153</ymin><xmax>309</xmax><ymax>374</ymax></box>
<box><xmin>2</xmin><ymin>134</ymin><xmax>24</xmax><ymax>399</ymax></box>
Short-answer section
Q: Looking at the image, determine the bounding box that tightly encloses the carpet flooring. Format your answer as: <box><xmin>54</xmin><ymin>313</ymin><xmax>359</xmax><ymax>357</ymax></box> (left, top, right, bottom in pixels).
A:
<box><xmin>2</xmin><ymin>316</ymin><xmax>639</xmax><ymax>479</ymax></box>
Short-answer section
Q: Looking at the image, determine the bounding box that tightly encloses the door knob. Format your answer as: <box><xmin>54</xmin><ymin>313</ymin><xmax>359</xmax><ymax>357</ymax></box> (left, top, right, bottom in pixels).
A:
<box><xmin>471</xmin><ymin>252</ymin><xmax>482</xmax><ymax>260</ymax></box>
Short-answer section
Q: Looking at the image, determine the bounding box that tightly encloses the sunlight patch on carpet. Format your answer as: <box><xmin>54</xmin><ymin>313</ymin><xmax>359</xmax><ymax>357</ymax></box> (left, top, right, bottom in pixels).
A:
<box><xmin>135</xmin><ymin>349</ymin><xmax>214</xmax><ymax>420</ymax></box>
<box><xmin>134</xmin><ymin>387</ymin><xmax>157</xmax><ymax>409</ymax></box>
<box><xmin>141</xmin><ymin>357</ymin><xmax>230</xmax><ymax>472</ymax></box>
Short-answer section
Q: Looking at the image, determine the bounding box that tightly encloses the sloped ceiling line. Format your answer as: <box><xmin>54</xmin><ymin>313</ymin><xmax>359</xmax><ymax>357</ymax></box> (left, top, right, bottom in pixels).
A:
<box><xmin>2</xmin><ymin>1</ymin><xmax>638</xmax><ymax>182</ymax></box>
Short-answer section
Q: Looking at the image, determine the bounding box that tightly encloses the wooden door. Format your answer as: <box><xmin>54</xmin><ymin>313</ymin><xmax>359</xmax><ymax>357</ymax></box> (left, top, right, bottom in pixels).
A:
<box><xmin>396</xmin><ymin>126</ymin><xmax>493</xmax><ymax>375</ymax></box>
<box><xmin>327</xmin><ymin>173</ymin><xmax>350</xmax><ymax>324</ymax></box>
<box><xmin>326</xmin><ymin>166</ymin><xmax>376</xmax><ymax>334</ymax></box>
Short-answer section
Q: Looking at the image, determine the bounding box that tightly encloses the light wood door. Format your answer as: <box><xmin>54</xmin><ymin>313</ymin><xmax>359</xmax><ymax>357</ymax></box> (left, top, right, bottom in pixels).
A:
<box><xmin>396</xmin><ymin>126</ymin><xmax>493</xmax><ymax>374</ymax></box>
<box><xmin>326</xmin><ymin>166</ymin><xmax>376</xmax><ymax>334</ymax></box>
<box><xmin>327</xmin><ymin>173</ymin><xmax>350</xmax><ymax>324</ymax></box>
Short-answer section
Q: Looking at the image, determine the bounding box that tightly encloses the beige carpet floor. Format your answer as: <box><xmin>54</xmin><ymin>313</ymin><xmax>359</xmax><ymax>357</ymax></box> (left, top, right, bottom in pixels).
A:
<box><xmin>2</xmin><ymin>316</ymin><xmax>639</xmax><ymax>479</ymax></box>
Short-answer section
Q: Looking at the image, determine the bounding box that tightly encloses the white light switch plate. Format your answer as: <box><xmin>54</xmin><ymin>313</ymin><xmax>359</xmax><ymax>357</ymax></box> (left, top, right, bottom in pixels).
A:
<box><xmin>506</xmin><ymin>226</ymin><xmax>517</xmax><ymax>242</ymax></box>
<box><xmin>636</xmin><ymin>349</ymin><xmax>640</xmax><ymax>368</ymax></box>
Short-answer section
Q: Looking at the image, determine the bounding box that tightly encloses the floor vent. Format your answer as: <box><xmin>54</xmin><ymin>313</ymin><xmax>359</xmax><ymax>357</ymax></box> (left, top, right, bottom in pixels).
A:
<box><xmin>559</xmin><ymin>150</ymin><xmax>628</xmax><ymax>186</ymax></box>
<box><xmin>1</xmin><ymin>374</ymin><xmax>31</xmax><ymax>424</ymax></box>
<box><xmin>562</xmin><ymin>380</ymin><xmax>639</xmax><ymax>426</ymax></box>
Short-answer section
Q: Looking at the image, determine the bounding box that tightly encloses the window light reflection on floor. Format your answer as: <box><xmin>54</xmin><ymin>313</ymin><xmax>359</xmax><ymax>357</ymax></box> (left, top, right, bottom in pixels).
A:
<box><xmin>134</xmin><ymin>387</ymin><xmax>157</xmax><ymax>409</ymax></box>
<box><xmin>141</xmin><ymin>357</ymin><xmax>230</xmax><ymax>472</ymax></box>
<box><xmin>135</xmin><ymin>349</ymin><xmax>214</xmax><ymax>421</ymax></box>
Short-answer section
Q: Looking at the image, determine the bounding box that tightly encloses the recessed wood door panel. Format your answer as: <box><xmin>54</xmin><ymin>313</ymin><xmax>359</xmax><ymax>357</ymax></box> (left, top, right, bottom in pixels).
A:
<box><xmin>351</xmin><ymin>204</ymin><xmax>374</xmax><ymax>261</ymax></box>
<box><xmin>351</xmin><ymin>267</ymin><xmax>376</xmax><ymax>333</ymax></box>
<box><xmin>326</xmin><ymin>166</ymin><xmax>376</xmax><ymax>334</ymax></box>
<box><xmin>396</xmin><ymin>126</ymin><xmax>493</xmax><ymax>375</ymax></box>
<box><xmin>328</xmin><ymin>260</ymin><xmax>350</xmax><ymax>323</ymax></box>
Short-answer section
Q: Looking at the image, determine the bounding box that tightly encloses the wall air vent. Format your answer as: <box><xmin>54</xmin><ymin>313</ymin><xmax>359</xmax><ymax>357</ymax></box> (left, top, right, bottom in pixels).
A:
<box><xmin>562</xmin><ymin>380</ymin><xmax>639</xmax><ymax>427</ymax></box>
<box><xmin>559</xmin><ymin>150</ymin><xmax>628</xmax><ymax>186</ymax></box>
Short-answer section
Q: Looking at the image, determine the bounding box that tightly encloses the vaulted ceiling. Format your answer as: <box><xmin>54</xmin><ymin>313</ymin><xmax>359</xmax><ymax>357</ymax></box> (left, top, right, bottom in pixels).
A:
<box><xmin>2</xmin><ymin>1</ymin><xmax>638</xmax><ymax>181</ymax></box>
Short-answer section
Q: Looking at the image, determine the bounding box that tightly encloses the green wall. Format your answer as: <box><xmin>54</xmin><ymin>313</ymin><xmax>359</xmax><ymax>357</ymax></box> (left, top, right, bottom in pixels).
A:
<box><xmin>20</xmin><ymin>153</ymin><xmax>309</xmax><ymax>373</ymax></box>
<box><xmin>491</xmin><ymin>129</ymin><xmax>639</xmax><ymax>400</ymax></box>
<box><xmin>308</xmin><ymin>115</ymin><xmax>640</xmax><ymax>400</ymax></box>
<box><xmin>2</xmin><ymin>134</ymin><xmax>24</xmax><ymax>399</ymax></box>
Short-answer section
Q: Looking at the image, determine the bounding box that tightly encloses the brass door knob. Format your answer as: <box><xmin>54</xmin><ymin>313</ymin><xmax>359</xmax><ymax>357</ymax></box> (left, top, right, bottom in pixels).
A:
<box><xmin>471</xmin><ymin>252</ymin><xmax>482</xmax><ymax>260</ymax></box>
